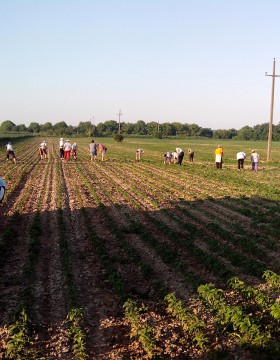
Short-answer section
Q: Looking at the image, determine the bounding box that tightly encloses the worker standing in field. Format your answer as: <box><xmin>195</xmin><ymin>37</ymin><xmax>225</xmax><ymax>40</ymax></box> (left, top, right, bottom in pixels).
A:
<box><xmin>5</xmin><ymin>142</ymin><xmax>17</xmax><ymax>164</ymax></box>
<box><xmin>250</xmin><ymin>150</ymin><xmax>260</xmax><ymax>172</ymax></box>
<box><xmin>71</xmin><ymin>142</ymin><xmax>78</xmax><ymax>160</ymax></box>
<box><xmin>59</xmin><ymin>138</ymin><xmax>65</xmax><ymax>159</ymax></box>
<box><xmin>63</xmin><ymin>140</ymin><xmax>72</xmax><ymax>161</ymax></box>
<box><xmin>176</xmin><ymin>148</ymin><xmax>185</xmax><ymax>166</ymax></box>
<box><xmin>136</xmin><ymin>148</ymin><xmax>144</xmax><ymax>161</ymax></box>
<box><xmin>39</xmin><ymin>140</ymin><xmax>48</xmax><ymax>160</ymax></box>
<box><xmin>187</xmin><ymin>148</ymin><xmax>194</xmax><ymax>162</ymax></box>
<box><xmin>164</xmin><ymin>151</ymin><xmax>172</xmax><ymax>165</ymax></box>
<box><xmin>98</xmin><ymin>143</ymin><xmax>107</xmax><ymax>161</ymax></box>
<box><xmin>89</xmin><ymin>139</ymin><xmax>98</xmax><ymax>162</ymax></box>
<box><xmin>236</xmin><ymin>151</ymin><xmax>246</xmax><ymax>170</ymax></box>
<box><xmin>214</xmin><ymin>145</ymin><xmax>223</xmax><ymax>169</ymax></box>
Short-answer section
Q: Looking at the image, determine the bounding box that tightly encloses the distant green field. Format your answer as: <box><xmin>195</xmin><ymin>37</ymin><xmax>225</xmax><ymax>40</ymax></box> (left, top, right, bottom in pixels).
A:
<box><xmin>52</xmin><ymin>136</ymin><xmax>280</xmax><ymax>201</ymax></box>
<box><xmin>69</xmin><ymin>136</ymin><xmax>280</xmax><ymax>165</ymax></box>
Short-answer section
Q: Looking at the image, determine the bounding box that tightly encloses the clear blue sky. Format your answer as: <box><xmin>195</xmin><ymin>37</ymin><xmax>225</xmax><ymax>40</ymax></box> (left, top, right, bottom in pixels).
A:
<box><xmin>1</xmin><ymin>0</ymin><xmax>280</xmax><ymax>130</ymax></box>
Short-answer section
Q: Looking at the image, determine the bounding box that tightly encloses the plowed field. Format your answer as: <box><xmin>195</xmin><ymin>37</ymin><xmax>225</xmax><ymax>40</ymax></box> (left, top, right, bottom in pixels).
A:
<box><xmin>0</xmin><ymin>137</ymin><xmax>280</xmax><ymax>359</ymax></box>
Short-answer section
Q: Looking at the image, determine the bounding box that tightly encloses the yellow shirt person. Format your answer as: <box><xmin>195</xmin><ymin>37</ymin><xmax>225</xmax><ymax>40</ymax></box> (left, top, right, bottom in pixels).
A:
<box><xmin>214</xmin><ymin>145</ymin><xmax>223</xmax><ymax>169</ymax></box>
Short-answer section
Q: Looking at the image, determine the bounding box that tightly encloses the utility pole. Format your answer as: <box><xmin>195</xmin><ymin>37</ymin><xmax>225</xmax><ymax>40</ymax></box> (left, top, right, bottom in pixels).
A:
<box><xmin>91</xmin><ymin>115</ymin><xmax>95</xmax><ymax>136</ymax></box>
<box><xmin>117</xmin><ymin>109</ymin><xmax>123</xmax><ymax>134</ymax></box>
<box><xmin>265</xmin><ymin>58</ymin><xmax>280</xmax><ymax>161</ymax></box>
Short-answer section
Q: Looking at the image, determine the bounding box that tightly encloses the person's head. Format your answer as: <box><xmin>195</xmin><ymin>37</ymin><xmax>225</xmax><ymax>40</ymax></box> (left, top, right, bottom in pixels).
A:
<box><xmin>91</xmin><ymin>139</ymin><xmax>94</xmax><ymax>143</ymax></box>
<box><xmin>217</xmin><ymin>145</ymin><xmax>221</xmax><ymax>148</ymax></box>
<box><xmin>251</xmin><ymin>149</ymin><xmax>255</xmax><ymax>153</ymax></box>
<box><xmin>60</xmin><ymin>138</ymin><xmax>63</xmax><ymax>141</ymax></box>
<box><xmin>8</xmin><ymin>142</ymin><xmax>11</xmax><ymax>145</ymax></box>
<box><xmin>66</xmin><ymin>139</ymin><xmax>69</xmax><ymax>142</ymax></box>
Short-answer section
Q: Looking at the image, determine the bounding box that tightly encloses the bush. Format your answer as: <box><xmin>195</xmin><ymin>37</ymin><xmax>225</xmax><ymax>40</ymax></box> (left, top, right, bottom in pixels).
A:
<box><xmin>114</xmin><ymin>133</ymin><xmax>124</xmax><ymax>142</ymax></box>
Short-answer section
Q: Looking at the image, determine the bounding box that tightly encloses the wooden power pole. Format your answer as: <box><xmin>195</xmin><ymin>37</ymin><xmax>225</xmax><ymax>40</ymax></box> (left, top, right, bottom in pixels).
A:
<box><xmin>265</xmin><ymin>58</ymin><xmax>280</xmax><ymax>161</ymax></box>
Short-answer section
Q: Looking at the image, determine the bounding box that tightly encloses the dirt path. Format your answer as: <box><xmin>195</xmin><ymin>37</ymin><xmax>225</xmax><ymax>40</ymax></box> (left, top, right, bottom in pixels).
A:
<box><xmin>61</xmin><ymin>161</ymin><xmax>127</xmax><ymax>358</ymax></box>
<box><xmin>31</xmin><ymin>160</ymin><xmax>68</xmax><ymax>324</ymax></box>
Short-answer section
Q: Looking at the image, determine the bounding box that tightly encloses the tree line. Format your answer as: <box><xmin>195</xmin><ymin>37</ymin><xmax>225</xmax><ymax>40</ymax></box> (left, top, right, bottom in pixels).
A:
<box><xmin>1</xmin><ymin>119</ymin><xmax>280</xmax><ymax>140</ymax></box>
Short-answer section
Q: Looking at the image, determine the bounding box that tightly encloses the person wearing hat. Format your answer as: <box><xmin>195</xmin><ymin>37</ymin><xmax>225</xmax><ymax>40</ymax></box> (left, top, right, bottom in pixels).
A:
<box><xmin>214</xmin><ymin>145</ymin><xmax>223</xmax><ymax>169</ymax></box>
<box><xmin>250</xmin><ymin>150</ymin><xmax>260</xmax><ymax>172</ymax></box>
<box><xmin>188</xmin><ymin>148</ymin><xmax>194</xmax><ymax>162</ymax></box>
<box><xmin>59</xmin><ymin>138</ymin><xmax>65</xmax><ymax>159</ymax></box>
<box><xmin>5</xmin><ymin>142</ymin><xmax>17</xmax><ymax>163</ymax></box>
<box><xmin>63</xmin><ymin>140</ymin><xmax>72</xmax><ymax>161</ymax></box>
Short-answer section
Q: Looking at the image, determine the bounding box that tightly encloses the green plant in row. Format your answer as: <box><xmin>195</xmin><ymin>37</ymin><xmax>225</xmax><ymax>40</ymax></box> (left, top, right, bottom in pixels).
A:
<box><xmin>56</xmin><ymin>161</ymin><xmax>78</xmax><ymax>308</ymax></box>
<box><xmin>5</xmin><ymin>308</ymin><xmax>31</xmax><ymax>359</ymax></box>
<box><xmin>89</xmin><ymin>165</ymin><xmax>204</xmax><ymax>289</ymax></box>
<box><xmin>123</xmin><ymin>299</ymin><xmax>156</xmax><ymax>359</ymax></box>
<box><xmin>72</xmin><ymin>178</ymin><xmax>130</xmax><ymax>300</ymax></box>
<box><xmin>263</xmin><ymin>270</ymin><xmax>280</xmax><ymax>291</ymax></box>
<box><xmin>228</xmin><ymin>276</ymin><xmax>271</xmax><ymax>309</ymax></box>
<box><xmin>67</xmin><ymin>308</ymin><xmax>88</xmax><ymax>360</ymax></box>
<box><xmin>177</xmin><ymin>203</ymin><xmax>267</xmax><ymax>278</ymax></box>
<box><xmin>198</xmin><ymin>283</ymin><xmax>272</xmax><ymax>348</ymax></box>
<box><xmin>77</xmin><ymin>162</ymin><xmax>160</xmax><ymax>283</ymax></box>
<box><xmin>165</xmin><ymin>292</ymin><xmax>208</xmax><ymax>349</ymax></box>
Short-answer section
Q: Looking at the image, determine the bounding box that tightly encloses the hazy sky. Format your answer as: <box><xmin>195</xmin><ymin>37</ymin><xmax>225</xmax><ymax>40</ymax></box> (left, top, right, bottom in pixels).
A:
<box><xmin>1</xmin><ymin>0</ymin><xmax>280</xmax><ymax>130</ymax></box>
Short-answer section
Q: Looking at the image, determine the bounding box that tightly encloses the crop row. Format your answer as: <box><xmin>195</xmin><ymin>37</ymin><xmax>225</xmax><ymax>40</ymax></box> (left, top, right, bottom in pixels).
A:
<box><xmin>93</xmin><ymin>160</ymin><xmax>271</xmax><ymax>281</ymax></box>
<box><xmin>122</xmin><ymin>272</ymin><xmax>280</xmax><ymax>358</ymax></box>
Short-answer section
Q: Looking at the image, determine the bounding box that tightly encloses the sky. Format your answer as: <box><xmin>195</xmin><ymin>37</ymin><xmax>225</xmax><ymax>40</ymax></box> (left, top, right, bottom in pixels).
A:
<box><xmin>1</xmin><ymin>0</ymin><xmax>280</xmax><ymax>130</ymax></box>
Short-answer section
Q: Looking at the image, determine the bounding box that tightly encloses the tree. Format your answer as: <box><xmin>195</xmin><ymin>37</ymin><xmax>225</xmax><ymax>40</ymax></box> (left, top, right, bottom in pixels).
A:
<box><xmin>237</xmin><ymin>126</ymin><xmax>254</xmax><ymax>140</ymax></box>
<box><xmin>77</xmin><ymin>121</ymin><xmax>92</xmax><ymax>135</ymax></box>
<box><xmin>53</xmin><ymin>121</ymin><xmax>68</xmax><ymax>130</ymax></box>
<box><xmin>146</xmin><ymin>122</ymin><xmax>159</xmax><ymax>136</ymax></box>
<box><xmin>96</xmin><ymin>122</ymin><xmax>107</xmax><ymax>136</ymax></box>
<box><xmin>273</xmin><ymin>122</ymin><xmax>280</xmax><ymax>140</ymax></box>
<box><xmin>213</xmin><ymin>128</ymin><xmax>237</xmax><ymax>139</ymax></box>
<box><xmin>121</xmin><ymin>122</ymin><xmax>135</xmax><ymax>134</ymax></box>
<box><xmin>64</xmin><ymin>125</ymin><xmax>76</xmax><ymax>135</ymax></box>
<box><xmin>200</xmin><ymin>128</ymin><xmax>213</xmax><ymax>138</ymax></box>
<box><xmin>188</xmin><ymin>123</ymin><xmax>202</xmax><ymax>137</ymax></box>
<box><xmin>15</xmin><ymin>124</ymin><xmax>27</xmax><ymax>132</ymax></box>
<box><xmin>0</xmin><ymin>120</ymin><xmax>16</xmax><ymax>132</ymax></box>
<box><xmin>213</xmin><ymin>129</ymin><xmax>228</xmax><ymax>139</ymax></box>
<box><xmin>253</xmin><ymin>123</ymin><xmax>269</xmax><ymax>140</ymax></box>
<box><xmin>103</xmin><ymin>120</ymin><xmax>118</xmax><ymax>135</ymax></box>
<box><xmin>225</xmin><ymin>128</ymin><xmax>238</xmax><ymax>139</ymax></box>
<box><xmin>134</xmin><ymin>120</ymin><xmax>147</xmax><ymax>135</ymax></box>
<box><xmin>53</xmin><ymin>121</ymin><xmax>68</xmax><ymax>135</ymax></box>
<box><xmin>28</xmin><ymin>122</ymin><xmax>41</xmax><ymax>133</ymax></box>
<box><xmin>161</xmin><ymin>123</ymin><xmax>173</xmax><ymax>137</ymax></box>
<box><xmin>41</xmin><ymin>122</ymin><xmax>53</xmax><ymax>131</ymax></box>
<box><xmin>171</xmin><ymin>122</ymin><xmax>184</xmax><ymax>136</ymax></box>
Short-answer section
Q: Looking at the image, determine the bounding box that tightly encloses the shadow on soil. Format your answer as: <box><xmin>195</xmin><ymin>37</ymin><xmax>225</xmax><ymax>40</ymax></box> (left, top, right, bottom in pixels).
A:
<box><xmin>0</xmin><ymin>195</ymin><xmax>279</xmax><ymax>359</ymax></box>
